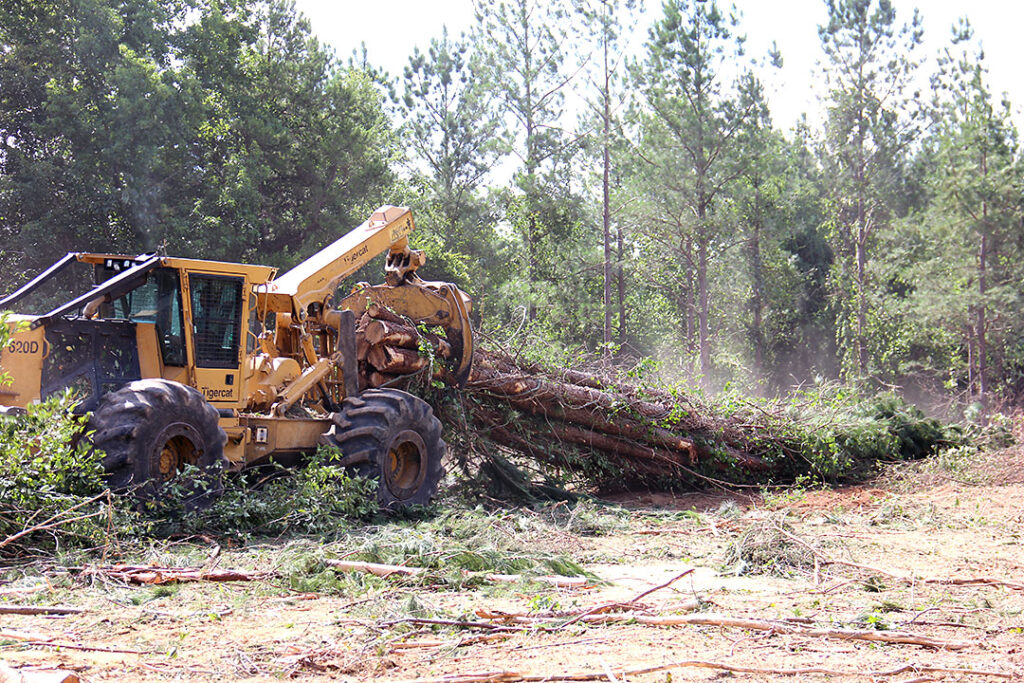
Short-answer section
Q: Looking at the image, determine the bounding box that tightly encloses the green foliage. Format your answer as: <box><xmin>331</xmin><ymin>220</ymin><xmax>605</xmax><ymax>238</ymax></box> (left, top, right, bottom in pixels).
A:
<box><xmin>0</xmin><ymin>0</ymin><xmax>397</xmax><ymax>285</ymax></box>
<box><xmin>324</xmin><ymin>505</ymin><xmax>598</xmax><ymax>587</ymax></box>
<box><xmin>0</xmin><ymin>395</ymin><xmax>142</xmax><ymax>557</ymax></box>
<box><xmin>818</xmin><ymin>0</ymin><xmax>924</xmax><ymax>380</ymax></box>
<box><xmin>162</xmin><ymin>445</ymin><xmax>379</xmax><ymax>537</ymax></box>
<box><xmin>769</xmin><ymin>390</ymin><xmax>952</xmax><ymax>482</ymax></box>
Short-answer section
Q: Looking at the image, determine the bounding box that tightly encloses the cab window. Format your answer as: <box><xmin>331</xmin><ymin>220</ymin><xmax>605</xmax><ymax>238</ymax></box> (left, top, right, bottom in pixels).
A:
<box><xmin>189</xmin><ymin>275</ymin><xmax>244</xmax><ymax>368</ymax></box>
<box><xmin>108</xmin><ymin>268</ymin><xmax>186</xmax><ymax>366</ymax></box>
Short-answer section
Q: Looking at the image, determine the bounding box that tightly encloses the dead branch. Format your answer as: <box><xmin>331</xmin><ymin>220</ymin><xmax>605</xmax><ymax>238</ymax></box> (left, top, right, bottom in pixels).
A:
<box><xmin>390</xmin><ymin>633</ymin><xmax>510</xmax><ymax>651</ymax></box>
<box><xmin>326</xmin><ymin>559</ymin><xmax>424</xmax><ymax>577</ymax></box>
<box><xmin>21</xmin><ymin>641</ymin><xmax>154</xmax><ymax>655</ymax></box>
<box><xmin>80</xmin><ymin>565</ymin><xmax>268</xmax><ymax>585</ymax></box>
<box><xmin>557</xmin><ymin>569</ymin><xmax>695</xmax><ymax>629</ymax></box>
<box><xmin>472</xmin><ymin>610</ymin><xmax>968</xmax><ymax>649</ymax></box>
<box><xmin>0</xmin><ymin>605</ymin><xmax>83</xmax><ymax>616</ymax></box>
<box><xmin>479</xmin><ymin>609</ymin><xmax>703</xmax><ymax>627</ymax></box>
<box><xmin>0</xmin><ymin>629</ymin><xmax>51</xmax><ymax>642</ymax></box>
<box><xmin>0</xmin><ymin>491</ymin><xmax>110</xmax><ymax>551</ymax></box>
<box><xmin>386</xmin><ymin>659</ymin><xmax>1011</xmax><ymax>682</ymax></box>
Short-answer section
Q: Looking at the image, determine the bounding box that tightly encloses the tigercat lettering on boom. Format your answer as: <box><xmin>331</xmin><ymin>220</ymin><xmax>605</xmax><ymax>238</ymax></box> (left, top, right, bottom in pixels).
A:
<box><xmin>202</xmin><ymin>387</ymin><xmax>235</xmax><ymax>400</ymax></box>
<box><xmin>345</xmin><ymin>244</ymin><xmax>369</xmax><ymax>263</ymax></box>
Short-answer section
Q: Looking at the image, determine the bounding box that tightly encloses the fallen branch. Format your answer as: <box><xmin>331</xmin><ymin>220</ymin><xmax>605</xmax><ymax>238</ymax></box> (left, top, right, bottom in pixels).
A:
<box><xmin>326</xmin><ymin>560</ymin><xmax>423</xmax><ymax>577</ymax></box>
<box><xmin>0</xmin><ymin>605</ymin><xmax>83</xmax><ymax>616</ymax></box>
<box><xmin>80</xmin><ymin>565</ymin><xmax>267</xmax><ymax>585</ymax></box>
<box><xmin>0</xmin><ymin>629</ymin><xmax>51</xmax><ymax>642</ymax></box>
<box><xmin>390</xmin><ymin>633</ymin><xmax>510</xmax><ymax>651</ymax></box>
<box><xmin>326</xmin><ymin>560</ymin><xmax>591</xmax><ymax>587</ymax></box>
<box><xmin>771</xmin><ymin>524</ymin><xmax>1024</xmax><ymax>592</ymax></box>
<box><xmin>479</xmin><ymin>610</ymin><xmax>703</xmax><ymax>627</ymax></box>
<box><xmin>385</xmin><ymin>660</ymin><xmax>1012</xmax><ymax>683</ymax></box>
<box><xmin>472</xmin><ymin>611</ymin><xmax>967</xmax><ymax>649</ymax></box>
<box><xmin>21</xmin><ymin>641</ymin><xmax>153</xmax><ymax>655</ymax></box>
<box><xmin>0</xmin><ymin>491</ymin><xmax>110</xmax><ymax>551</ymax></box>
<box><xmin>557</xmin><ymin>569</ymin><xmax>696</xmax><ymax>629</ymax></box>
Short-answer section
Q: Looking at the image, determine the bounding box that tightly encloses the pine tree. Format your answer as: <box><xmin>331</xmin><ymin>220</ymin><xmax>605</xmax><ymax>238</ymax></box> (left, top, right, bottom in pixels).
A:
<box><xmin>818</xmin><ymin>0</ymin><xmax>922</xmax><ymax>379</ymax></box>
<box><xmin>631</xmin><ymin>0</ymin><xmax>758</xmax><ymax>381</ymax></box>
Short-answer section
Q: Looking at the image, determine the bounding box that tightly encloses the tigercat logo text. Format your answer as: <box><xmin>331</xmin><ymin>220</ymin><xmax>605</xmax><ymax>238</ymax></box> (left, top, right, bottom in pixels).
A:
<box><xmin>344</xmin><ymin>244</ymin><xmax>370</xmax><ymax>263</ymax></box>
<box><xmin>202</xmin><ymin>387</ymin><xmax>234</xmax><ymax>400</ymax></box>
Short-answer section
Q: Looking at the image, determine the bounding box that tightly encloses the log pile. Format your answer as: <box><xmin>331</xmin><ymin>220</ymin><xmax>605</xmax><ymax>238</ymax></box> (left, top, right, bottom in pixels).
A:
<box><xmin>351</xmin><ymin>306</ymin><xmax>781</xmax><ymax>492</ymax></box>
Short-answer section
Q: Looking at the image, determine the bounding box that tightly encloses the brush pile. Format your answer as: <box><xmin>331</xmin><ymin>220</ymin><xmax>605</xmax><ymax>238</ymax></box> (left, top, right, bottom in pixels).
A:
<box><xmin>352</xmin><ymin>307</ymin><xmax>954</xmax><ymax>493</ymax></box>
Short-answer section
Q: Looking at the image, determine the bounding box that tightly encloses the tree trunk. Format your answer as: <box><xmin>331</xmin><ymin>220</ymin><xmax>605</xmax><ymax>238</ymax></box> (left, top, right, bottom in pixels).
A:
<box><xmin>856</xmin><ymin>227</ymin><xmax>868</xmax><ymax>377</ymax></box>
<box><xmin>601</xmin><ymin>24</ymin><xmax>612</xmax><ymax>355</ymax></box>
<box><xmin>749</xmin><ymin>183</ymin><xmax>765</xmax><ymax>373</ymax></box>
<box><xmin>617</xmin><ymin>225</ymin><xmax>627</xmax><ymax>345</ymax></box>
<box><xmin>697</xmin><ymin>234</ymin><xmax>711</xmax><ymax>381</ymax></box>
<box><xmin>977</xmin><ymin>153</ymin><xmax>988</xmax><ymax>403</ymax></box>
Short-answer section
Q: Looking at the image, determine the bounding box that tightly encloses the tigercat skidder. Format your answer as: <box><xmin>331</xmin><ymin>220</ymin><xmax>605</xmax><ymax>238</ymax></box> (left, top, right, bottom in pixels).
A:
<box><xmin>0</xmin><ymin>206</ymin><xmax>473</xmax><ymax>509</ymax></box>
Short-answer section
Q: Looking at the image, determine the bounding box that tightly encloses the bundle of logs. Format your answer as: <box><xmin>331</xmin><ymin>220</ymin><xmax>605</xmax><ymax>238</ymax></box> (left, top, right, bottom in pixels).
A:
<box><xmin>352</xmin><ymin>306</ymin><xmax>782</xmax><ymax>491</ymax></box>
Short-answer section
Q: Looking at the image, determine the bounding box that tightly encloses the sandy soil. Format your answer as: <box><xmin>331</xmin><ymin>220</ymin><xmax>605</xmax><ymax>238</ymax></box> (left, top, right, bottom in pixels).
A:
<box><xmin>2</xmin><ymin>447</ymin><xmax>1023</xmax><ymax>682</ymax></box>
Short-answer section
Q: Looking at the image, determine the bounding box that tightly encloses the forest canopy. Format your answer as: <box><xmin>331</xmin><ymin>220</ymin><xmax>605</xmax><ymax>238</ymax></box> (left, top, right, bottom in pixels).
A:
<box><xmin>1</xmin><ymin>0</ymin><xmax>1022</xmax><ymax>409</ymax></box>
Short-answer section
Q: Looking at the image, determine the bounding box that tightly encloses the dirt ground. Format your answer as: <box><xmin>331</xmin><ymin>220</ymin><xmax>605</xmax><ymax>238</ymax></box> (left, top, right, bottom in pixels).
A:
<box><xmin>2</xmin><ymin>446</ymin><xmax>1023</xmax><ymax>682</ymax></box>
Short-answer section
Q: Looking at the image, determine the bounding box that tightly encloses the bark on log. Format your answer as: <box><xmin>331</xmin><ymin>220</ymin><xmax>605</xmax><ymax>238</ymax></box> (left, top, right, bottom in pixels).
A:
<box><xmin>365</xmin><ymin>320</ymin><xmax>420</xmax><ymax>348</ymax></box>
<box><xmin>550</xmin><ymin>423</ymin><xmax>695</xmax><ymax>467</ymax></box>
<box><xmin>474</xmin><ymin>379</ymin><xmax>694</xmax><ymax>457</ymax></box>
<box><xmin>365</xmin><ymin>322</ymin><xmax>453</xmax><ymax>359</ymax></box>
<box><xmin>470</xmin><ymin>363</ymin><xmax>673</xmax><ymax>421</ymax></box>
<box><xmin>367</xmin><ymin>345</ymin><xmax>429</xmax><ymax>374</ymax></box>
<box><xmin>369</xmin><ymin>371</ymin><xmax>407</xmax><ymax>388</ymax></box>
<box><xmin>367</xmin><ymin>302</ymin><xmax>407</xmax><ymax>324</ymax></box>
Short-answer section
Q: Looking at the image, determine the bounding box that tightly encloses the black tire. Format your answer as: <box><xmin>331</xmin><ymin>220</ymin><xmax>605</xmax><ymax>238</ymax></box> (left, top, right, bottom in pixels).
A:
<box><xmin>88</xmin><ymin>379</ymin><xmax>227</xmax><ymax>510</ymax></box>
<box><xmin>319</xmin><ymin>388</ymin><xmax>445</xmax><ymax>510</ymax></box>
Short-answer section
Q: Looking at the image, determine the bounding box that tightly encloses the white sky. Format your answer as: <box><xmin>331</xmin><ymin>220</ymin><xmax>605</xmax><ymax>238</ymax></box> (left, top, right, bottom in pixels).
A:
<box><xmin>292</xmin><ymin>0</ymin><xmax>1024</xmax><ymax>134</ymax></box>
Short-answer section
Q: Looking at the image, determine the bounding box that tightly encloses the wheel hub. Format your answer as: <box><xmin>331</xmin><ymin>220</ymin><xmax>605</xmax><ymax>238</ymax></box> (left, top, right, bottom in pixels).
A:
<box><xmin>384</xmin><ymin>430</ymin><xmax>428</xmax><ymax>501</ymax></box>
<box><xmin>153</xmin><ymin>422</ymin><xmax>204</xmax><ymax>482</ymax></box>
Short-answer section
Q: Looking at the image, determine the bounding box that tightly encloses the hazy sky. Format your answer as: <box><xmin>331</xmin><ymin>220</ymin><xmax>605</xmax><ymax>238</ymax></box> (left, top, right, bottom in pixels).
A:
<box><xmin>290</xmin><ymin>0</ymin><xmax>1024</xmax><ymax>132</ymax></box>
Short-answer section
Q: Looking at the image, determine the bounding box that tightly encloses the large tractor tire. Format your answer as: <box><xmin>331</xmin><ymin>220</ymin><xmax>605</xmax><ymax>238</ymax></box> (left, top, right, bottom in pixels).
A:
<box><xmin>88</xmin><ymin>379</ymin><xmax>227</xmax><ymax>509</ymax></box>
<box><xmin>319</xmin><ymin>388</ymin><xmax>445</xmax><ymax>510</ymax></box>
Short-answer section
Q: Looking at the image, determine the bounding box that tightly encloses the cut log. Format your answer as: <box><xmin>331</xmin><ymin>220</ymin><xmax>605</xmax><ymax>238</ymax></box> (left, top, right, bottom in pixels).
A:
<box><xmin>367</xmin><ymin>345</ymin><xmax>429</xmax><ymax>374</ymax></box>
<box><xmin>369</xmin><ymin>371</ymin><xmax>406</xmax><ymax>388</ymax></box>
<box><xmin>365</xmin><ymin>319</ymin><xmax>420</xmax><ymax>348</ymax></box>
<box><xmin>550</xmin><ymin>423</ymin><xmax>696</xmax><ymax>467</ymax></box>
<box><xmin>367</xmin><ymin>302</ymin><xmax>407</xmax><ymax>324</ymax></box>
<box><xmin>476</xmin><ymin>383</ymin><xmax>694</xmax><ymax>457</ymax></box>
<box><xmin>470</xmin><ymin>362</ymin><xmax>673</xmax><ymax>421</ymax></box>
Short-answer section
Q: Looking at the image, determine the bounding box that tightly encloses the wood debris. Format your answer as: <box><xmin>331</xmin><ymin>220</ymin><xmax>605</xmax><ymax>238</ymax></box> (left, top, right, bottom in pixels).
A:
<box><xmin>0</xmin><ymin>606</ymin><xmax>82</xmax><ymax>616</ymax></box>
<box><xmin>325</xmin><ymin>559</ymin><xmax>591</xmax><ymax>587</ymax></box>
<box><xmin>384</xmin><ymin>660</ymin><xmax>1013</xmax><ymax>683</ymax></box>
<box><xmin>79</xmin><ymin>565</ymin><xmax>266</xmax><ymax>585</ymax></box>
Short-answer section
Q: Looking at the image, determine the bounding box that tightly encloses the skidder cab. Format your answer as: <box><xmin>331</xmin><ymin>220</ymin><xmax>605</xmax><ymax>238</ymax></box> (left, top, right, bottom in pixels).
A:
<box><xmin>0</xmin><ymin>206</ymin><xmax>473</xmax><ymax>509</ymax></box>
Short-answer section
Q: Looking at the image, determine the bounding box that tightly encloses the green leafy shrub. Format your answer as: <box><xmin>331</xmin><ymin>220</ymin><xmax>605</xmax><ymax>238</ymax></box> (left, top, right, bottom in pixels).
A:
<box><xmin>0</xmin><ymin>394</ymin><xmax>141</xmax><ymax>557</ymax></box>
<box><xmin>163</xmin><ymin>445</ymin><xmax>379</xmax><ymax>538</ymax></box>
